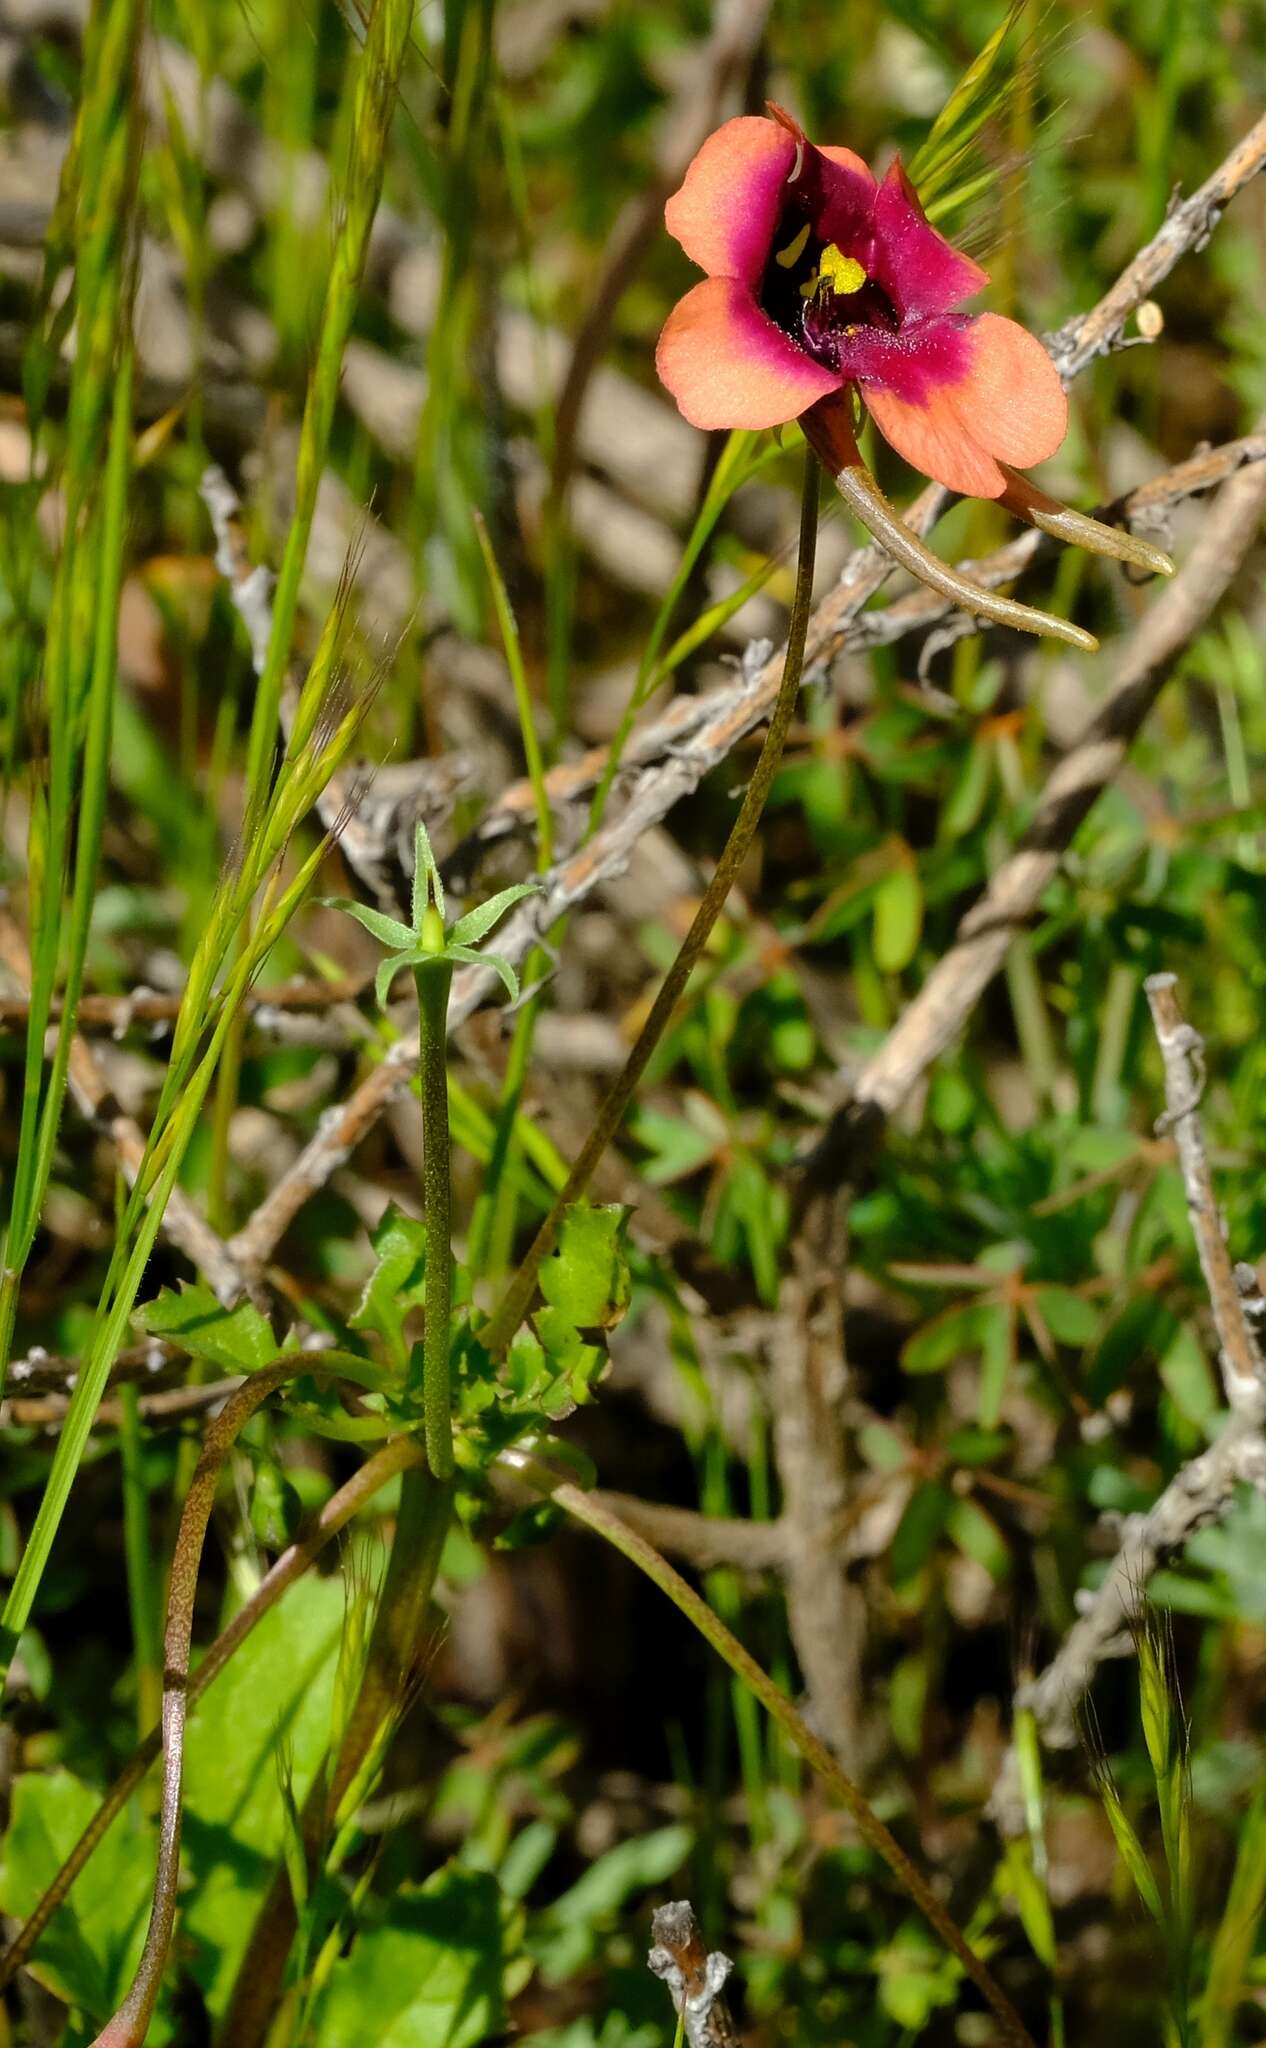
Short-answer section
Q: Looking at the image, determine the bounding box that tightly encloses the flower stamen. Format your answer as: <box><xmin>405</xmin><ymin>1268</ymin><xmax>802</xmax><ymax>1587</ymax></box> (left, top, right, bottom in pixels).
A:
<box><xmin>775</xmin><ymin>222</ymin><xmax>811</xmax><ymax>269</ymax></box>
<box><xmin>818</xmin><ymin>244</ymin><xmax>866</xmax><ymax>296</ymax></box>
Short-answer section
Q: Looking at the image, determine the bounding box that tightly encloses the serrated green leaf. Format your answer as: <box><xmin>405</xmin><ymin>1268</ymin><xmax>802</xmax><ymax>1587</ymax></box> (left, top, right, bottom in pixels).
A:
<box><xmin>135</xmin><ymin>1282</ymin><xmax>276</xmax><ymax>1372</ymax></box>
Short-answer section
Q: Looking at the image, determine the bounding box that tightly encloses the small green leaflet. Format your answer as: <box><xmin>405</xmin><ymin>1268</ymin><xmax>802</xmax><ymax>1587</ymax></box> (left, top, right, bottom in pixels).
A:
<box><xmin>135</xmin><ymin>1281</ymin><xmax>276</xmax><ymax>1372</ymax></box>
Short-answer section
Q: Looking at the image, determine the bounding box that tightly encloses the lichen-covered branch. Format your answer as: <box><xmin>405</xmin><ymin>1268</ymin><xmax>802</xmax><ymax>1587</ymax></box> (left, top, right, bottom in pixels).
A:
<box><xmin>1144</xmin><ymin>972</ymin><xmax>1266</xmax><ymax>1406</ymax></box>
<box><xmin>648</xmin><ymin>1901</ymin><xmax>740</xmax><ymax>2048</ymax></box>
<box><xmin>803</xmin><ymin>440</ymin><xmax>1266</xmax><ymax>1195</ymax></box>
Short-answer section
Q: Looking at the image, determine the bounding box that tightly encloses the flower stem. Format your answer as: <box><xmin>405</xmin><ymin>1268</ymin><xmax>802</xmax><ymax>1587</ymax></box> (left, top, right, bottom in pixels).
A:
<box><xmin>481</xmin><ymin>448</ymin><xmax>821</xmax><ymax>1359</ymax></box>
<box><xmin>554</xmin><ymin>1481</ymin><xmax>1039</xmax><ymax>2048</ymax></box>
<box><xmin>415</xmin><ymin>961</ymin><xmax>455</xmax><ymax>1480</ymax></box>
<box><xmin>802</xmin><ymin>396</ymin><xmax>1100</xmax><ymax>651</ymax></box>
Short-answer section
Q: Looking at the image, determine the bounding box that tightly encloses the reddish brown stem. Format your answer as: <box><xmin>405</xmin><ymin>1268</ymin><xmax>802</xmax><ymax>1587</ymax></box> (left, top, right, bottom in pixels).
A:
<box><xmin>89</xmin><ymin>1362</ymin><xmax>314</xmax><ymax>2048</ymax></box>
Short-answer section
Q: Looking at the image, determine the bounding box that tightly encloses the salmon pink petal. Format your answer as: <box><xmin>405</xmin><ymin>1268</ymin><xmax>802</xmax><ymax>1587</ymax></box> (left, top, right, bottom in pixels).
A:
<box><xmin>947</xmin><ymin>312</ymin><xmax>1068</xmax><ymax>467</ymax></box>
<box><xmin>819</xmin><ymin>143</ymin><xmax>875</xmax><ymax>185</ymax></box>
<box><xmin>871</xmin><ymin>158</ymin><xmax>989</xmax><ymax>319</ymax></box>
<box><xmin>656</xmin><ymin>277</ymin><xmax>842</xmax><ymax>430</ymax></box>
<box><xmin>863</xmin><ymin>379</ymin><xmax>1006</xmax><ymax>498</ymax></box>
<box><xmin>664</xmin><ymin>116</ymin><xmax>796</xmax><ymax>284</ymax></box>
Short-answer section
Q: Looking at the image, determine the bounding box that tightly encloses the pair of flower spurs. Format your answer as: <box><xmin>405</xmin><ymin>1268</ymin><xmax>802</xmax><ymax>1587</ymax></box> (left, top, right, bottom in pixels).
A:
<box><xmin>656</xmin><ymin>105</ymin><xmax>1173</xmax><ymax>651</ymax></box>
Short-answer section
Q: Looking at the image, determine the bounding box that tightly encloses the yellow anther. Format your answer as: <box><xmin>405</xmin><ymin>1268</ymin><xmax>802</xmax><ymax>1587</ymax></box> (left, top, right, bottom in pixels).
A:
<box><xmin>818</xmin><ymin>243</ymin><xmax>866</xmax><ymax>295</ymax></box>
<box><xmin>775</xmin><ymin>222</ymin><xmax>811</xmax><ymax>268</ymax></box>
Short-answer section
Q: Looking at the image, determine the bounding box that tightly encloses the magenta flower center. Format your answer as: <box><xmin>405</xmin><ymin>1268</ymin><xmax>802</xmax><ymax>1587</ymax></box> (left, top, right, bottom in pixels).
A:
<box><xmin>754</xmin><ymin>141</ymin><xmax>900</xmax><ymax>373</ymax></box>
<box><xmin>760</xmin><ymin>219</ymin><xmax>900</xmax><ymax>371</ymax></box>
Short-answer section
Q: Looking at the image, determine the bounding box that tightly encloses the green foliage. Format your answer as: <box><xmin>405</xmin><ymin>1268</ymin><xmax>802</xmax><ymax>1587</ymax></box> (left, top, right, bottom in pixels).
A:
<box><xmin>350</xmin><ymin>1204</ymin><xmax>431</xmax><ymax>1372</ymax></box>
<box><xmin>325</xmin><ymin>821</ymin><xmax>540</xmax><ymax>1007</ymax></box>
<box><xmin>134</xmin><ymin>1282</ymin><xmax>277</xmax><ymax>1373</ymax></box>
<box><xmin>529</xmin><ymin>1828</ymin><xmax>693</xmax><ymax>1983</ymax></box>
<box><xmin>482</xmin><ymin>1202</ymin><xmax>632</xmax><ymax>1450</ymax></box>
<box><xmin>316</xmin><ymin>1866</ymin><xmax>506</xmax><ymax>2047</ymax></box>
<box><xmin>0</xmin><ymin>1769</ymin><xmax>152</xmax><ymax>2025</ymax></box>
<box><xmin>179</xmin><ymin>1575</ymin><xmax>347</xmax><ymax>2016</ymax></box>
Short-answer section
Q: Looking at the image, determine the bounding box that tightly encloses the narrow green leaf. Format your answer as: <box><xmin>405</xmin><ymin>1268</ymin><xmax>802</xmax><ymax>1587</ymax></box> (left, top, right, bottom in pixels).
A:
<box><xmin>447</xmin><ymin>942</ymin><xmax>518</xmax><ymax>997</ymax></box>
<box><xmin>873</xmin><ymin>855</ymin><xmax>923</xmax><ymax>973</ymax></box>
<box><xmin>903</xmin><ymin>1299</ymin><xmax>995</xmax><ymax>1374</ymax></box>
<box><xmin>412</xmin><ymin>817</ymin><xmax>444</xmax><ymax>929</ymax></box>
<box><xmin>320</xmin><ymin>898</ymin><xmax>415</xmax><ymax>952</ymax></box>
<box><xmin>448</xmin><ymin>881</ymin><xmax>541</xmax><ymax>949</ymax></box>
<box><xmin>376</xmin><ymin>950</ymin><xmax>420</xmax><ymax>1010</ymax></box>
<box><xmin>1100</xmin><ymin>1788</ymin><xmax>1165</xmax><ymax>1925</ymax></box>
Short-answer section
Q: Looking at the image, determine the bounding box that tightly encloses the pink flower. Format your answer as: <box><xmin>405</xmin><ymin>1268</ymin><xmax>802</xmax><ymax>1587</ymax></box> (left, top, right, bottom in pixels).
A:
<box><xmin>655</xmin><ymin>107</ymin><xmax>1068</xmax><ymax>501</ymax></box>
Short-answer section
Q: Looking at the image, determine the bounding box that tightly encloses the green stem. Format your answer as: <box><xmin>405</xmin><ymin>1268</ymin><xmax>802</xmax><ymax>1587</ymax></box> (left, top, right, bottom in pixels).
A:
<box><xmin>118</xmin><ymin>1382</ymin><xmax>161</xmax><ymax>1738</ymax></box>
<box><xmin>554</xmin><ymin>1482</ymin><xmax>1038</xmax><ymax>2048</ymax></box>
<box><xmin>481</xmin><ymin>449</ymin><xmax>821</xmax><ymax>1358</ymax></box>
<box><xmin>415</xmin><ymin>961</ymin><xmax>455</xmax><ymax>1479</ymax></box>
<box><xmin>467</xmin><ymin>945</ymin><xmax>548</xmax><ymax>1281</ymax></box>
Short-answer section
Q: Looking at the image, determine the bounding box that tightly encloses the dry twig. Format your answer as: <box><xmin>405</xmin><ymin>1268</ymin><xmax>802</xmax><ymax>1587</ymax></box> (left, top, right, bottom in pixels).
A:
<box><xmin>648</xmin><ymin>1901</ymin><xmax>740</xmax><ymax>2048</ymax></box>
<box><xmin>804</xmin><ymin>441</ymin><xmax>1266</xmax><ymax>1193</ymax></box>
<box><xmin>1145</xmin><ymin>973</ymin><xmax>1266</xmax><ymax>1406</ymax></box>
<box><xmin>769</xmin><ymin>1190</ymin><xmax>863</xmax><ymax>1766</ymax></box>
<box><xmin>1045</xmin><ymin>112</ymin><xmax>1266</xmax><ymax>377</ymax></box>
<box><xmin>991</xmin><ymin>978</ymin><xmax>1266</xmax><ymax>1820</ymax></box>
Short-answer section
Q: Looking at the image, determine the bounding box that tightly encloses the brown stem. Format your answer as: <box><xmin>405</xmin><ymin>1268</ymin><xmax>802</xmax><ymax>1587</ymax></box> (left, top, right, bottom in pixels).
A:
<box><xmin>0</xmin><ymin>1434</ymin><xmax>425</xmax><ymax>1996</ymax></box>
<box><xmin>89</xmin><ymin>1358</ymin><xmax>348</xmax><ymax>2048</ymax></box>
<box><xmin>802</xmin><ymin>397</ymin><xmax>1098</xmax><ymax>651</ymax></box>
